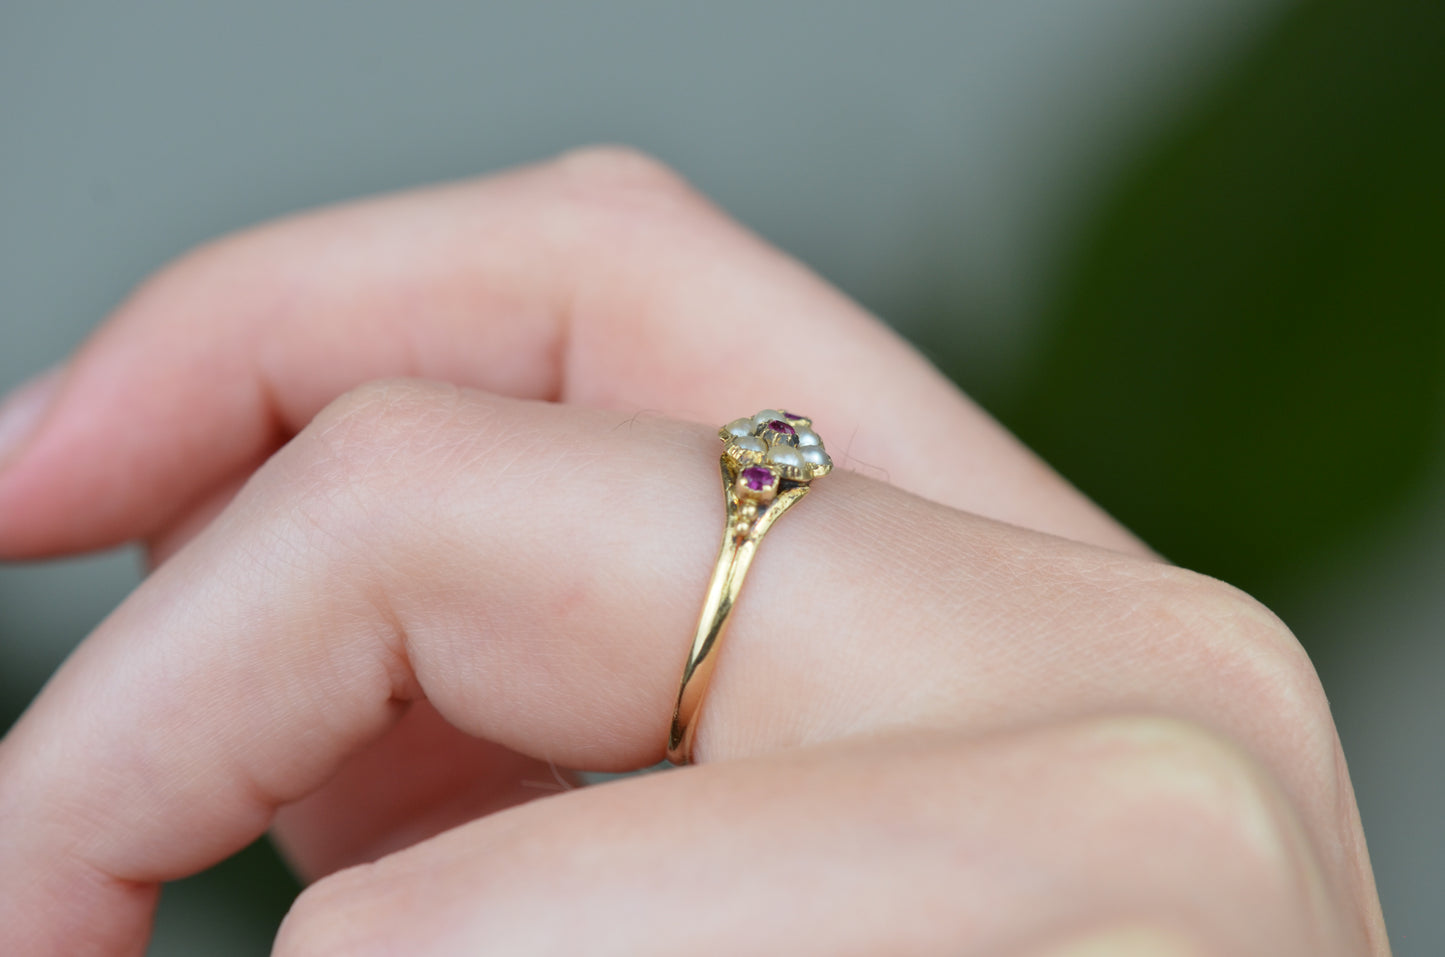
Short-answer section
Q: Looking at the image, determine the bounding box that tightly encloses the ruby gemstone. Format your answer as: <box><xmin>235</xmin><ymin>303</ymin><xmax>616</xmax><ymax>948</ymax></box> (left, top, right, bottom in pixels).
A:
<box><xmin>782</xmin><ymin>411</ymin><xmax>805</xmax><ymax>420</ymax></box>
<box><xmin>767</xmin><ymin>419</ymin><xmax>797</xmax><ymax>436</ymax></box>
<box><xmin>741</xmin><ymin>466</ymin><xmax>775</xmax><ymax>490</ymax></box>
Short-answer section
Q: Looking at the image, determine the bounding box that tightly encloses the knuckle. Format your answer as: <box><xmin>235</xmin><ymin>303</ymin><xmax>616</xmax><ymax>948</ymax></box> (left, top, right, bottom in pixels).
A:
<box><xmin>551</xmin><ymin>143</ymin><xmax>692</xmax><ymax>196</ymax></box>
<box><xmin>546</xmin><ymin>144</ymin><xmax>716</xmax><ymax>231</ymax></box>
<box><xmin>307</xmin><ymin>378</ymin><xmax>463</xmax><ymax>456</ymax></box>
<box><xmin>289</xmin><ymin>378</ymin><xmax>470</xmax><ymax>494</ymax></box>
<box><xmin>1143</xmin><ymin>569</ymin><xmax>1339</xmax><ymax>792</ymax></box>
<box><xmin>258</xmin><ymin>379</ymin><xmax>486</xmax><ymax>556</ymax></box>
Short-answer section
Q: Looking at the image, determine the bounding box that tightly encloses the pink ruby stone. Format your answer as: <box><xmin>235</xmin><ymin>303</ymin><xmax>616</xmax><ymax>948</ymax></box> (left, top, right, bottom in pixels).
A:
<box><xmin>741</xmin><ymin>466</ymin><xmax>775</xmax><ymax>490</ymax></box>
<box><xmin>766</xmin><ymin>419</ymin><xmax>797</xmax><ymax>436</ymax></box>
<box><xmin>782</xmin><ymin>411</ymin><xmax>805</xmax><ymax>420</ymax></box>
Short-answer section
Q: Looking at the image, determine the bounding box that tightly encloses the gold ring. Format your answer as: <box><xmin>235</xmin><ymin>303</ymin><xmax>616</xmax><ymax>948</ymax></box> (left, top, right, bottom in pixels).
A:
<box><xmin>667</xmin><ymin>409</ymin><xmax>833</xmax><ymax>765</ymax></box>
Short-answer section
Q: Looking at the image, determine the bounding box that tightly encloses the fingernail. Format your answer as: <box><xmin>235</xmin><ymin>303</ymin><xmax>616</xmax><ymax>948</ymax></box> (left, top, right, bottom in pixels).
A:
<box><xmin>0</xmin><ymin>365</ymin><xmax>64</xmax><ymax>474</ymax></box>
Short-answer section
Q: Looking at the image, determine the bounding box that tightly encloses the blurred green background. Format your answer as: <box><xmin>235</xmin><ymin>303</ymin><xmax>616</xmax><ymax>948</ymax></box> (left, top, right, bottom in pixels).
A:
<box><xmin>2</xmin><ymin>0</ymin><xmax>1440</xmax><ymax>952</ymax></box>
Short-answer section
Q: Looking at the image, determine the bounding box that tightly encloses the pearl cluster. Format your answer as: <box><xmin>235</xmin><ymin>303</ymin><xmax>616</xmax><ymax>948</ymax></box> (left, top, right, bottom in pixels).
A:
<box><xmin>720</xmin><ymin>409</ymin><xmax>832</xmax><ymax>490</ymax></box>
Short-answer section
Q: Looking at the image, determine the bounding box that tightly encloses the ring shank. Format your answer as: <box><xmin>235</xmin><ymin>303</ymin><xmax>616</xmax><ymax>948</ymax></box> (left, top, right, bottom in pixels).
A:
<box><xmin>666</xmin><ymin>455</ymin><xmax>809</xmax><ymax>764</ymax></box>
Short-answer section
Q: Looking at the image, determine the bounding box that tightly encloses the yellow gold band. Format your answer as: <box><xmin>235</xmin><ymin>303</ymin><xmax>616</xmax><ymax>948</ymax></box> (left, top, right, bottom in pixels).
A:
<box><xmin>667</xmin><ymin>410</ymin><xmax>831</xmax><ymax>765</ymax></box>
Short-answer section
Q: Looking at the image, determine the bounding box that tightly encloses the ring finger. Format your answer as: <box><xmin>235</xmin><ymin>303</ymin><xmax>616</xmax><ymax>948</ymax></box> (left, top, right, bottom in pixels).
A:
<box><xmin>0</xmin><ymin>386</ymin><xmax>1376</xmax><ymax>955</ymax></box>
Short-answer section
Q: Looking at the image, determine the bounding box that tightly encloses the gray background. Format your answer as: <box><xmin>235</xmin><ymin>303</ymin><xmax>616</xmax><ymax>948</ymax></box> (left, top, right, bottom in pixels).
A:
<box><xmin>2</xmin><ymin>2</ymin><xmax>1437</xmax><ymax>953</ymax></box>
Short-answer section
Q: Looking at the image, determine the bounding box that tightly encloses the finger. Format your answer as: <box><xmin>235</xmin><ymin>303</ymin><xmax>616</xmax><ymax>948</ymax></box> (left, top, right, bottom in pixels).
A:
<box><xmin>0</xmin><ymin>147</ymin><xmax>1144</xmax><ymax>560</ymax></box>
<box><xmin>0</xmin><ymin>388</ymin><xmax>1377</xmax><ymax>955</ymax></box>
<box><xmin>275</xmin><ymin>719</ymin><xmax>1364</xmax><ymax>957</ymax></box>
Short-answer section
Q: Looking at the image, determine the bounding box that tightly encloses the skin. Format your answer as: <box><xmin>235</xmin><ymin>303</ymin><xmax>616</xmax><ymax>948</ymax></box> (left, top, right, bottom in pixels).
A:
<box><xmin>0</xmin><ymin>147</ymin><xmax>1388</xmax><ymax>956</ymax></box>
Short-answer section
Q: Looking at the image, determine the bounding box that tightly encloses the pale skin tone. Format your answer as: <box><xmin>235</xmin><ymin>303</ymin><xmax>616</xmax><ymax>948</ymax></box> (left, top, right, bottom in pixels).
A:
<box><xmin>0</xmin><ymin>147</ymin><xmax>1388</xmax><ymax>955</ymax></box>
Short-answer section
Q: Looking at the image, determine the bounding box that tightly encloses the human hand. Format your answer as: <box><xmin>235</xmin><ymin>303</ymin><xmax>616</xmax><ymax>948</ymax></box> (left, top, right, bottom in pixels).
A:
<box><xmin>0</xmin><ymin>148</ymin><xmax>1388</xmax><ymax>955</ymax></box>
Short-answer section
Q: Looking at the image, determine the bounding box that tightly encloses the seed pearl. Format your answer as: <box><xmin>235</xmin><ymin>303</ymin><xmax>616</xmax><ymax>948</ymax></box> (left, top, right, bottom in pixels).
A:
<box><xmin>726</xmin><ymin>418</ymin><xmax>755</xmax><ymax>438</ymax></box>
<box><xmin>733</xmin><ymin>435</ymin><xmax>766</xmax><ymax>453</ymax></box>
<box><xmin>793</xmin><ymin>426</ymin><xmax>821</xmax><ymax>447</ymax></box>
<box><xmin>800</xmin><ymin>446</ymin><xmax>832</xmax><ymax>468</ymax></box>
<box><xmin>751</xmin><ymin>409</ymin><xmax>784</xmax><ymax>428</ymax></box>
<box><xmin>767</xmin><ymin>444</ymin><xmax>804</xmax><ymax>468</ymax></box>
